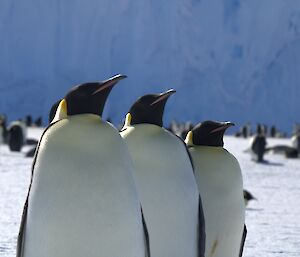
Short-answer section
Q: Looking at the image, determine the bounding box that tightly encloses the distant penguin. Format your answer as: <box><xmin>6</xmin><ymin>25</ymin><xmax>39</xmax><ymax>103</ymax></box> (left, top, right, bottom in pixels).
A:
<box><xmin>243</xmin><ymin>190</ymin><xmax>256</xmax><ymax>206</ymax></box>
<box><xmin>185</xmin><ymin>121</ymin><xmax>246</xmax><ymax>257</ymax></box>
<box><xmin>25</xmin><ymin>115</ymin><xmax>32</xmax><ymax>127</ymax></box>
<box><xmin>250</xmin><ymin>125</ymin><xmax>266</xmax><ymax>162</ymax></box>
<box><xmin>291</xmin><ymin>133</ymin><xmax>300</xmax><ymax>153</ymax></box>
<box><xmin>120</xmin><ymin>90</ymin><xmax>205</xmax><ymax>257</ymax></box>
<box><xmin>270</xmin><ymin>125</ymin><xmax>277</xmax><ymax>138</ymax></box>
<box><xmin>0</xmin><ymin>115</ymin><xmax>7</xmax><ymax>144</ymax></box>
<box><xmin>7</xmin><ymin>120</ymin><xmax>27</xmax><ymax>152</ymax></box>
<box><xmin>34</xmin><ymin>116</ymin><xmax>42</xmax><ymax>127</ymax></box>
<box><xmin>265</xmin><ymin>145</ymin><xmax>298</xmax><ymax>158</ymax></box>
<box><xmin>242</xmin><ymin>125</ymin><xmax>248</xmax><ymax>138</ymax></box>
<box><xmin>17</xmin><ymin>74</ymin><xmax>149</xmax><ymax>257</ymax></box>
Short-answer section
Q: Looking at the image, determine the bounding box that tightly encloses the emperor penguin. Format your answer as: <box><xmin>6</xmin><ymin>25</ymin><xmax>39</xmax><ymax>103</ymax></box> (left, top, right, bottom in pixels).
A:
<box><xmin>7</xmin><ymin>120</ymin><xmax>27</xmax><ymax>152</ymax></box>
<box><xmin>17</xmin><ymin>74</ymin><xmax>150</xmax><ymax>257</ymax></box>
<box><xmin>250</xmin><ymin>124</ymin><xmax>267</xmax><ymax>162</ymax></box>
<box><xmin>0</xmin><ymin>115</ymin><xmax>7</xmax><ymax>144</ymax></box>
<box><xmin>185</xmin><ymin>121</ymin><xmax>246</xmax><ymax>257</ymax></box>
<box><xmin>120</xmin><ymin>90</ymin><xmax>205</xmax><ymax>257</ymax></box>
<box><xmin>291</xmin><ymin>132</ymin><xmax>300</xmax><ymax>153</ymax></box>
<box><xmin>243</xmin><ymin>189</ymin><xmax>257</xmax><ymax>207</ymax></box>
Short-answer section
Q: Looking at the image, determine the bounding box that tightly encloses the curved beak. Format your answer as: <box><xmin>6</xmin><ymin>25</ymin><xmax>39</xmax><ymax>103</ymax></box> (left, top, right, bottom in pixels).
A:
<box><xmin>210</xmin><ymin>122</ymin><xmax>235</xmax><ymax>134</ymax></box>
<box><xmin>151</xmin><ymin>89</ymin><xmax>176</xmax><ymax>106</ymax></box>
<box><xmin>92</xmin><ymin>74</ymin><xmax>127</xmax><ymax>95</ymax></box>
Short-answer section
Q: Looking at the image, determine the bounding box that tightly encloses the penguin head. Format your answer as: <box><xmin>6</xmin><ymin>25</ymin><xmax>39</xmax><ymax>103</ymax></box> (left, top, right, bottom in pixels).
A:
<box><xmin>243</xmin><ymin>189</ymin><xmax>257</xmax><ymax>206</ymax></box>
<box><xmin>124</xmin><ymin>89</ymin><xmax>176</xmax><ymax>127</ymax></box>
<box><xmin>185</xmin><ymin>120</ymin><xmax>234</xmax><ymax>147</ymax></box>
<box><xmin>52</xmin><ymin>74</ymin><xmax>126</xmax><ymax>122</ymax></box>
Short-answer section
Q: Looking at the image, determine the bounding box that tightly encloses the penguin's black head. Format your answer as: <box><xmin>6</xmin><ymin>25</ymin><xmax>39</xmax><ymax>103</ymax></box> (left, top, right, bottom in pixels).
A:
<box><xmin>52</xmin><ymin>74</ymin><xmax>126</xmax><ymax>122</ymax></box>
<box><xmin>186</xmin><ymin>120</ymin><xmax>234</xmax><ymax>147</ymax></box>
<box><xmin>65</xmin><ymin>74</ymin><xmax>126</xmax><ymax>117</ymax></box>
<box><xmin>243</xmin><ymin>190</ymin><xmax>256</xmax><ymax>201</ymax></box>
<box><xmin>126</xmin><ymin>89</ymin><xmax>176</xmax><ymax>127</ymax></box>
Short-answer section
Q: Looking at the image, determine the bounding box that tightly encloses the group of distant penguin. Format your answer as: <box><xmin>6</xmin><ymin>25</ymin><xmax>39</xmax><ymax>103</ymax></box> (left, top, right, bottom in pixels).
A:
<box><xmin>240</xmin><ymin>124</ymin><xmax>300</xmax><ymax>162</ymax></box>
<box><xmin>0</xmin><ymin>115</ymin><xmax>43</xmax><ymax>152</ymax></box>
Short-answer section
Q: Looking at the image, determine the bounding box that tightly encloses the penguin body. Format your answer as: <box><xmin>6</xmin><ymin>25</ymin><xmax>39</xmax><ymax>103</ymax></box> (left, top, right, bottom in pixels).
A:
<box><xmin>250</xmin><ymin>135</ymin><xmax>266</xmax><ymax>162</ymax></box>
<box><xmin>292</xmin><ymin>134</ymin><xmax>300</xmax><ymax>153</ymax></box>
<box><xmin>120</xmin><ymin>90</ymin><xmax>204</xmax><ymax>257</ymax></box>
<box><xmin>17</xmin><ymin>75</ymin><xmax>148</xmax><ymax>257</ymax></box>
<box><xmin>186</xmin><ymin>121</ymin><xmax>246</xmax><ymax>257</ymax></box>
<box><xmin>8</xmin><ymin>121</ymin><xmax>27</xmax><ymax>151</ymax></box>
<box><xmin>0</xmin><ymin>115</ymin><xmax>7</xmax><ymax>144</ymax></box>
<box><xmin>249</xmin><ymin>125</ymin><xmax>267</xmax><ymax>162</ymax></box>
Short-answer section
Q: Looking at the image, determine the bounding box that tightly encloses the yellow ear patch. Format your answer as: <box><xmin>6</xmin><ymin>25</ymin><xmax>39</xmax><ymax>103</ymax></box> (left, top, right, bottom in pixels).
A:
<box><xmin>185</xmin><ymin>131</ymin><xmax>194</xmax><ymax>146</ymax></box>
<box><xmin>124</xmin><ymin>113</ymin><xmax>132</xmax><ymax>127</ymax></box>
<box><xmin>52</xmin><ymin>99</ymin><xmax>68</xmax><ymax>123</ymax></box>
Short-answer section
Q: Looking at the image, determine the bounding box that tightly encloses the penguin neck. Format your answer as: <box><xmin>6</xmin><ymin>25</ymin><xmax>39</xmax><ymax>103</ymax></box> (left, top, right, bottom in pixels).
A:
<box><xmin>121</xmin><ymin>123</ymin><xmax>166</xmax><ymax>137</ymax></box>
<box><xmin>190</xmin><ymin>145</ymin><xmax>225</xmax><ymax>151</ymax></box>
<box><xmin>66</xmin><ymin>113</ymin><xmax>103</xmax><ymax>123</ymax></box>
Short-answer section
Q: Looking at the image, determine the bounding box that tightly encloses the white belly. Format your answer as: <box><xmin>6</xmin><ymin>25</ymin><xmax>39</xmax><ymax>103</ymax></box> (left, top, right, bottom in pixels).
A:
<box><xmin>121</xmin><ymin>125</ymin><xmax>199</xmax><ymax>257</ymax></box>
<box><xmin>24</xmin><ymin>116</ymin><xmax>145</xmax><ymax>257</ymax></box>
<box><xmin>189</xmin><ymin>146</ymin><xmax>245</xmax><ymax>257</ymax></box>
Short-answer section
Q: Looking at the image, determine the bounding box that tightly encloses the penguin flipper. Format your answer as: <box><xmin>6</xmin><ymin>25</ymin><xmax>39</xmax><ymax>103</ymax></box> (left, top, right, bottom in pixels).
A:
<box><xmin>141</xmin><ymin>208</ymin><xmax>151</xmax><ymax>257</ymax></box>
<box><xmin>16</xmin><ymin>197</ymin><xmax>28</xmax><ymax>257</ymax></box>
<box><xmin>198</xmin><ymin>195</ymin><xmax>206</xmax><ymax>257</ymax></box>
<box><xmin>239</xmin><ymin>224</ymin><xmax>247</xmax><ymax>257</ymax></box>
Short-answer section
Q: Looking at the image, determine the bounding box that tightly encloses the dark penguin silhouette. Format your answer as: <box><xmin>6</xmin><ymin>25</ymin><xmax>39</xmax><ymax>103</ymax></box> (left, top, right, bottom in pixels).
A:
<box><xmin>243</xmin><ymin>190</ymin><xmax>257</xmax><ymax>206</ymax></box>
<box><xmin>265</xmin><ymin>145</ymin><xmax>298</xmax><ymax>158</ymax></box>
<box><xmin>270</xmin><ymin>125</ymin><xmax>277</xmax><ymax>137</ymax></box>
<box><xmin>34</xmin><ymin>117</ymin><xmax>43</xmax><ymax>127</ymax></box>
<box><xmin>0</xmin><ymin>115</ymin><xmax>8</xmax><ymax>144</ymax></box>
<box><xmin>251</xmin><ymin>124</ymin><xmax>266</xmax><ymax>162</ymax></box>
<box><xmin>242</xmin><ymin>125</ymin><xmax>248</xmax><ymax>138</ymax></box>
<box><xmin>25</xmin><ymin>115</ymin><xmax>33</xmax><ymax>127</ymax></box>
<box><xmin>8</xmin><ymin>123</ymin><xmax>24</xmax><ymax>151</ymax></box>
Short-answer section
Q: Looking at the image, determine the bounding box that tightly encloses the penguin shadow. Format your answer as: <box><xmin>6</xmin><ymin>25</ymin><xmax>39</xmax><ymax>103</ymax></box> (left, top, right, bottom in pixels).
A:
<box><xmin>255</xmin><ymin>160</ymin><xmax>284</xmax><ymax>167</ymax></box>
<box><xmin>246</xmin><ymin>207</ymin><xmax>264</xmax><ymax>212</ymax></box>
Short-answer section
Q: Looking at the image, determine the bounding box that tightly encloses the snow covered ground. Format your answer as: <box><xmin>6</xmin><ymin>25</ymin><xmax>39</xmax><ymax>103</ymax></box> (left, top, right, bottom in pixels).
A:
<box><xmin>0</xmin><ymin>127</ymin><xmax>299</xmax><ymax>256</ymax></box>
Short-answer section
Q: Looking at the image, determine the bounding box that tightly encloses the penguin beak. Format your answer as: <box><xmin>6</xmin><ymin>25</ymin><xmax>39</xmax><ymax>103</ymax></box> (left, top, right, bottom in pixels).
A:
<box><xmin>92</xmin><ymin>74</ymin><xmax>127</xmax><ymax>95</ymax></box>
<box><xmin>210</xmin><ymin>122</ymin><xmax>235</xmax><ymax>134</ymax></box>
<box><xmin>150</xmin><ymin>89</ymin><xmax>176</xmax><ymax>106</ymax></box>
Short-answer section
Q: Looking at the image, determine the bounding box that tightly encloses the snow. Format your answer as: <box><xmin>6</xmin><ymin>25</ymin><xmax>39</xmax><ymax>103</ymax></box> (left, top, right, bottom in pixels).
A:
<box><xmin>1</xmin><ymin>127</ymin><xmax>300</xmax><ymax>256</ymax></box>
<box><xmin>0</xmin><ymin>1</ymin><xmax>300</xmax><ymax>132</ymax></box>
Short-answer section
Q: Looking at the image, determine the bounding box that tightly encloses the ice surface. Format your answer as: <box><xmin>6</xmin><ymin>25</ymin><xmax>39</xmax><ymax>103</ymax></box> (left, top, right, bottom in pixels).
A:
<box><xmin>0</xmin><ymin>1</ymin><xmax>300</xmax><ymax>131</ymax></box>
<box><xmin>0</xmin><ymin>128</ymin><xmax>300</xmax><ymax>256</ymax></box>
